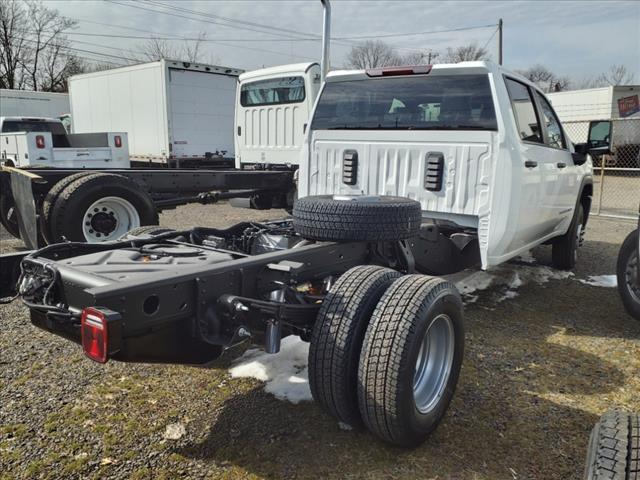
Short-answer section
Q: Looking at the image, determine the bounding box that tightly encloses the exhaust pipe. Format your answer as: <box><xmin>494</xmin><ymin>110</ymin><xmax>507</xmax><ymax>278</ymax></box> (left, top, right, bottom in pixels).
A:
<box><xmin>320</xmin><ymin>0</ymin><xmax>331</xmax><ymax>82</ymax></box>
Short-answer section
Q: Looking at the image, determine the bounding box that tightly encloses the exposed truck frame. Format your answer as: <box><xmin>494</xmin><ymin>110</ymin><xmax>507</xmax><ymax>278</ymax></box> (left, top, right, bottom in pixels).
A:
<box><xmin>0</xmin><ymin>166</ymin><xmax>294</xmax><ymax>249</ymax></box>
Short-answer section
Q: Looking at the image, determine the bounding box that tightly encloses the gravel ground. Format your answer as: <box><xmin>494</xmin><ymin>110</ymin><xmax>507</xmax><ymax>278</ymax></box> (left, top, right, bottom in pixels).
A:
<box><xmin>1</xmin><ymin>203</ymin><xmax>639</xmax><ymax>480</ymax></box>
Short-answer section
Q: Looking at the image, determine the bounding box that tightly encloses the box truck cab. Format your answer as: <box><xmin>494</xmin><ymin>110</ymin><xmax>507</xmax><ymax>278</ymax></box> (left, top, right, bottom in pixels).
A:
<box><xmin>235</xmin><ymin>63</ymin><xmax>321</xmax><ymax>168</ymax></box>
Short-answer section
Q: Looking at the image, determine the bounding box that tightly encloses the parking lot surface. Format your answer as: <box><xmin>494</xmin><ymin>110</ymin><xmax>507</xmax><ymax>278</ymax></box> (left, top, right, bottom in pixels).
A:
<box><xmin>1</xmin><ymin>203</ymin><xmax>639</xmax><ymax>479</ymax></box>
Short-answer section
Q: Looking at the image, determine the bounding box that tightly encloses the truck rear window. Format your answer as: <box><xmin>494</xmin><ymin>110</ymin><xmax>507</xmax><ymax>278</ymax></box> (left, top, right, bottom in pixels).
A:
<box><xmin>311</xmin><ymin>74</ymin><xmax>497</xmax><ymax>131</ymax></box>
<box><xmin>1</xmin><ymin>120</ymin><xmax>66</xmax><ymax>135</ymax></box>
<box><xmin>240</xmin><ymin>76</ymin><xmax>306</xmax><ymax>107</ymax></box>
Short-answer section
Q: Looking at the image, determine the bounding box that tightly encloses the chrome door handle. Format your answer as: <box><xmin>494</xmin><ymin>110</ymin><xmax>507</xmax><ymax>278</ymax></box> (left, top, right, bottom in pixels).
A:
<box><xmin>557</xmin><ymin>162</ymin><xmax>567</xmax><ymax>168</ymax></box>
<box><xmin>524</xmin><ymin>160</ymin><xmax>538</xmax><ymax>168</ymax></box>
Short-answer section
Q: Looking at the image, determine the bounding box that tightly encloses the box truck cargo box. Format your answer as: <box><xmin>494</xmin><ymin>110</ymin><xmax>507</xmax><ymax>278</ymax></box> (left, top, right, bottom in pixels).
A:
<box><xmin>0</xmin><ymin>89</ymin><xmax>70</xmax><ymax>120</ymax></box>
<box><xmin>69</xmin><ymin>60</ymin><xmax>243</xmax><ymax>165</ymax></box>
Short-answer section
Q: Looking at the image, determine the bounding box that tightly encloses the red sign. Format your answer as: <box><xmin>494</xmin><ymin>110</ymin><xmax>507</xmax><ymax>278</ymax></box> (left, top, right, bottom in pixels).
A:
<box><xmin>617</xmin><ymin>94</ymin><xmax>640</xmax><ymax>118</ymax></box>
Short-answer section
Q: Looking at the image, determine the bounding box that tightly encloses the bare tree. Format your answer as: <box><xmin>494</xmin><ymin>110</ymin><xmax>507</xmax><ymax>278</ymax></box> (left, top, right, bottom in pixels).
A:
<box><xmin>22</xmin><ymin>1</ymin><xmax>76</xmax><ymax>90</ymax></box>
<box><xmin>0</xmin><ymin>0</ymin><xmax>29</xmax><ymax>89</ymax></box>
<box><xmin>345</xmin><ymin>40</ymin><xmax>402</xmax><ymax>69</ymax></box>
<box><xmin>134</xmin><ymin>32</ymin><xmax>212</xmax><ymax>63</ymax></box>
<box><xmin>516</xmin><ymin>64</ymin><xmax>571</xmax><ymax>93</ymax></box>
<box><xmin>1</xmin><ymin>0</ymin><xmax>83</xmax><ymax>91</ymax></box>
<box><xmin>441</xmin><ymin>43</ymin><xmax>490</xmax><ymax>63</ymax></box>
<box><xmin>594</xmin><ymin>64</ymin><xmax>635</xmax><ymax>87</ymax></box>
<box><xmin>400</xmin><ymin>50</ymin><xmax>440</xmax><ymax>65</ymax></box>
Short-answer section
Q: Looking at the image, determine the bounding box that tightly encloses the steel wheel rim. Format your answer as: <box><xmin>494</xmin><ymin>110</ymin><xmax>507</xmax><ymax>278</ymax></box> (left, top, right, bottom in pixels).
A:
<box><xmin>625</xmin><ymin>251</ymin><xmax>640</xmax><ymax>303</ymax></box>
<box><xmin>82</xmin><ymin>196</ymin><xmax>140</xmax><ymax>242</ymax></box>
<box><xmin>413</xmin><ymin>313</ymin><xmax>455</xmax><ymax>414</ymax></box>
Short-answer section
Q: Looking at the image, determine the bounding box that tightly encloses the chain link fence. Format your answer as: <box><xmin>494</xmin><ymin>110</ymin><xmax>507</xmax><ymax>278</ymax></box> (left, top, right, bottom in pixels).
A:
<box><xmin>563</xmin><ymin>118</ymin><xmax>640</xmax><ymax>219</ymax></box>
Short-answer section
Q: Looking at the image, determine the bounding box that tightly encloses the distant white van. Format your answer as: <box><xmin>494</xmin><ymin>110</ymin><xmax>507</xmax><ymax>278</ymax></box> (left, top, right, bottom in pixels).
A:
<box><xmin>234</xmin><ymin>62</ymin><xmax>321</xmax><ymax>168</ymax></box>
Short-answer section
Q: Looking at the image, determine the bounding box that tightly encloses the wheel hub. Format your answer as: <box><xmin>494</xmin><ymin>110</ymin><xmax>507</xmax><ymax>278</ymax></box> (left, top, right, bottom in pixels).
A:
<box><xmin>90</xmin><ymin>211</ymin><xmax>117</xmax><ymax>235</ymax></box>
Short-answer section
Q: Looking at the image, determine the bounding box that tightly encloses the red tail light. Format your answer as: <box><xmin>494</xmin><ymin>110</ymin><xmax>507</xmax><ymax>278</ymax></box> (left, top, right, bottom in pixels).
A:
<box><xmin>81</xmin><ymin>307</ymin><xmax>122</xmax><ymax>363</ymax></box>
<box><xmin>36</xmin><ymin>135</ymin><xmax>45</xmax><ymax>149</ymax></box>
<box><xmin>366</xmin><ymin>65</ymin><xmax>433</xmax><ymax>77</ymax></box>
<box><xmin>114</xmin><ymin>135</ymin><xmax>122</xmax><ymax>148</ymax></box>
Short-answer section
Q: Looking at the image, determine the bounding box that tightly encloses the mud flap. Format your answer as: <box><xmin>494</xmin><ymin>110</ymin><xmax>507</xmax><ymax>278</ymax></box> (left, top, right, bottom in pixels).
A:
<box><xmin>7</xmin><ymin>168</ymin><xmax>44</xmax><ymax>250</ymax></box>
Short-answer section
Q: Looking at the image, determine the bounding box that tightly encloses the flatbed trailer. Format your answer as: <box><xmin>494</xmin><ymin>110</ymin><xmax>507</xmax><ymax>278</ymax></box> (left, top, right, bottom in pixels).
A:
<box><xmin>0</xmin><ymin>166</ymin><xmax>294</xmax><ymax>249</ymax></box>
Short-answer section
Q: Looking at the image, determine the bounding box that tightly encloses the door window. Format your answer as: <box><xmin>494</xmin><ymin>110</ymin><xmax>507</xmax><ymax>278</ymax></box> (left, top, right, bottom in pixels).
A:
<box><xmin>535</xmin><ymin>92</ymin><xmax>566</xmax><ymax>149</ymax></box>
<box><xmin>505</xmin><ymin>78</ymin><xmax>543</xmax><ymax>144</ymax></box>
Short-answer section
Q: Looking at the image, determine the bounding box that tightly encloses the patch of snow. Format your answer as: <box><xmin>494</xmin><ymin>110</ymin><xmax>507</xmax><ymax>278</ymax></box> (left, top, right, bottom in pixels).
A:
<box><xmin>163</xmin><ymin>423</ymin><xmax>186</xmax><ymax>440</ymax></box>
<box><xmin>580</xmin><ymin>275</ymin><xmax>617</xmax><ymax>288</ymax></box>
<box><xmin>448</xmin><ymin>270</ymin><xmax>496</xmax><ymax>296</ymax></box>
<box><xmin>229</xmin><ymin>336</ymin><xmax>312</xmax><ymax>404</ymax></box>
<box><xmin>516</xmin><ymin>251</ymin><xmax>536</xmax><ymax>264</ymax></box>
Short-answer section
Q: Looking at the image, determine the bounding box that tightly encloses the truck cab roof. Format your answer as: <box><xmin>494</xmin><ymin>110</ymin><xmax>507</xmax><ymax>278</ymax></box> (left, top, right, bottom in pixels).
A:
<box><xmin>239</xmin><ymin>62</ymin><xmax>319</xmax><ymax>82</ymax></box>
<box><xmin>325</xmin><ymin>61</ymin><xmax>535</xmax><ymax>90</ymax></box>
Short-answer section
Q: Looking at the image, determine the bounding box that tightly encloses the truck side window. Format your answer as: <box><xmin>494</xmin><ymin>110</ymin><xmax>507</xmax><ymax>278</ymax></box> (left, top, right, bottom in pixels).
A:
<box><xmin>505</xmin><ymin>78</ymin><xmax>543</xmax><ymax>144</ymax></box>
<box><xmin>535</xmin><ymin>92</ymin><xmax>566</xmax><ymax>149</ymax></box>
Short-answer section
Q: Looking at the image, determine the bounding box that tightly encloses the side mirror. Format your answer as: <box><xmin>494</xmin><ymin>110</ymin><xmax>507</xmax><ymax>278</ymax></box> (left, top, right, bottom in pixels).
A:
<box><xmin>587</xmin><ymin>120</ymin><xmax>612</xmax><ymax>154</ymax></box>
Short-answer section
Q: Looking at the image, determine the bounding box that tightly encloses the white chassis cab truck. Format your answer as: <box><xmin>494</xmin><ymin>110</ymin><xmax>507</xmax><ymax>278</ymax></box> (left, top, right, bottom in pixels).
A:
<box><xmin>0</xmin><ymin>0</ymin><xmax>609</xmax><ymax>448</ymax></box>
<box><xmin>298</xmin><ymin>61</ymin><xmax>596</xmax><ymax>271</ymax></box>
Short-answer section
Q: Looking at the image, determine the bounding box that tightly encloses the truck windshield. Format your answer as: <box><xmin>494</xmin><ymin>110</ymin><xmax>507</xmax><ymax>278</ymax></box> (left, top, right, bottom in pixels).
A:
<box><xmin>1</xmin><ymin>120</ymin><xmax>67</xmax><ymax>135</ymax></box>
<box><xmin>311</xmin><ymin>74</ymin><xmax>497</xmax><ymax>131</ymax></box>
<box><xmin>240</xmin><ymin>76</ymin><xmax>305</xmax><ymax>107</ymax></box>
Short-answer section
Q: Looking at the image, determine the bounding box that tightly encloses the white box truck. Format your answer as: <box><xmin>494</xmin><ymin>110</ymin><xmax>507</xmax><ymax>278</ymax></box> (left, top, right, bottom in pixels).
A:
<box><xmin>0</xmin><ymin>89</ymin><xmax>70</xmax><ymax>120</ymax></box>
<box><xmin>69</xmin><ymin>60</ymin><xmax>243</xmax><ymax>166</ymax></box>
<box><xmin>548</xmin><ymin>85</ymin><xmax>640</xmax><ymax>168</ymax></box>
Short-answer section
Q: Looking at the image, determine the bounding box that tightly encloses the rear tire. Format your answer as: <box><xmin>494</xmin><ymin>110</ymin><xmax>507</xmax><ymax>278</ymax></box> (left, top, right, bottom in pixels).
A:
<box><xmin>41</xmin><ymin>172</ymin><xmax>94</xmax><ymax>243</ymax></box>
<box><xmin>0</xmin><ymin>193</ymin><xmax>20</xmax><ymax>239</ymax></box>
<box><xmin>358</xmin><ymin>275</ymin><xmax>464</xmax><ymax>447</ymax></box>
<box><xmin>617</xmin><ymin>229</ymin><xmax>640</xmax><ymax>321</ymax></box>
<box><xmin>552</xmin><ymin>203</ymin><xmax>585</xmax><ymax>270</ymax></box>
<box><xmin>584</xmin><ymin>410</ymin><xmax>639</xmax><ymax>480</ymax></box>
<box><xmin>50</xmin><ymin>173</ymin><xmax>158</xmax><ymax>243</ymax></box>
<box><xmin>293</xmin><ymin>195</ymin><xmax>422</xmax><ymax>242</ymax></box>
<box><xmin>308</xmin><ymin>265</ymin><xmax>401</xmax><ymax>427</ymax></box>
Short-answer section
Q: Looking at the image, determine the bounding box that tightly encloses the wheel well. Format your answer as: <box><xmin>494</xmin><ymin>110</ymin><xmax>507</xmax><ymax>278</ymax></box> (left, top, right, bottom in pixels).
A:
<box><xmin>581</xmin><ymin>183</ymin><xmax>593</xmax><ymax>226</ymax></box>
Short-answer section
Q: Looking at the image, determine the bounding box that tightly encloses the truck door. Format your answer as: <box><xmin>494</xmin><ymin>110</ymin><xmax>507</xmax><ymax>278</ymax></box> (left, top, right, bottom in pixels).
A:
<box><xmin>533</xmin><ymin>91</ymin><xmax>578</xmax><ymax>234</ymax></box>
<box><xmin>504</xmin><ymin>77</ymin><xmax>560</xmax><ymax>243</ymax></box>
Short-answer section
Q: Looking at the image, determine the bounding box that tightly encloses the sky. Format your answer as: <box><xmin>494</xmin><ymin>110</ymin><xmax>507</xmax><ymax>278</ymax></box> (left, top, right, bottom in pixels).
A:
<box><xmin>49</xmin><ymin>0</ymin><xmax>640</xmax><ymax>85</ymax></box>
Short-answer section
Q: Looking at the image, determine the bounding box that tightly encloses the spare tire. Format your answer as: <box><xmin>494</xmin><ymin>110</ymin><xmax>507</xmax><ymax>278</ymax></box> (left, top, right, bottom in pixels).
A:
<box><xmin>293</xmin><ymin>195</ymin><xmax>422</xmax><ymax>242</ymax></box>
<box><xmin>50</xmin><ymin>172</ymin><xmax>158</xmax><ymax>243</ymax></box>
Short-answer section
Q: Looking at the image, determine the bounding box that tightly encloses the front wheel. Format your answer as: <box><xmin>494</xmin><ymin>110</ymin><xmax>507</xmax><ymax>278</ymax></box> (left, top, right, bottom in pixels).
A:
<box><xmin>552</xmin><ymin>203</ymin><xmax>585</xmax><ymax>270</ymax></box>
<box><xmin>617</xmin><ymin>229</ymin><xmax>640</xmax><ymax>321</ymax></box>
<box><xmin>357</xmin><ymin>275</ymin><xmax>464</xmax><ymax>447</ymax></box>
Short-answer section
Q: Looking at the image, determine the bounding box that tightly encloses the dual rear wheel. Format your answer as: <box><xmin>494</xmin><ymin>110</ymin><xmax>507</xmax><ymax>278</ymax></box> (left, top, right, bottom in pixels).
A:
<box><xmin>308</xmin><ymin>265</ymin><xmax>464</xmax><ymax>447</ymax></box>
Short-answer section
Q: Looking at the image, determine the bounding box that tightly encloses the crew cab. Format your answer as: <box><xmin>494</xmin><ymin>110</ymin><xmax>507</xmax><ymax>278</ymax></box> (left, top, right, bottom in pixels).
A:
<box><xmin>0</xmin><ymin>116</ymin><xmax>129</xmax><ymax>169</ymax></box>
<box><xmin>0</xmin><ymin>62</ymin><xmax>611</xmax><ymax>450</ymax></box>
<box><xmin>299</xmin><ymin>61</ymin><xmax>599</xmax><ymax>271</ymax></box>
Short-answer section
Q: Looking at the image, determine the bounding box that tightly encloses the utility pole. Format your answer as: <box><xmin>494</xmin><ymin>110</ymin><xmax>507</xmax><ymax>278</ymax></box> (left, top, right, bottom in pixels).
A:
<box><xmin>498</xmin><ymin>18</ymin><xmax>503</xmax><ymax>65</ymax></box>
<box><xmin>427</xmin><ymin>50</ymin><xmax>439</xmax><ymax>64</ymax></box>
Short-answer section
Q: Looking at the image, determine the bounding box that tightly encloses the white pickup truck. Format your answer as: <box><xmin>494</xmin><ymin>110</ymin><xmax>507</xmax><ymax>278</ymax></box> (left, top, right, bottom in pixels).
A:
<box><xmin>0</xmin><ymin>117</ymin><xmax>129</xmax><ymax>169</ymax></box>
<box><xmin>299</xmin><ymin>61</ymin><xmax>597</xmax><ymax>271</ymax></box>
